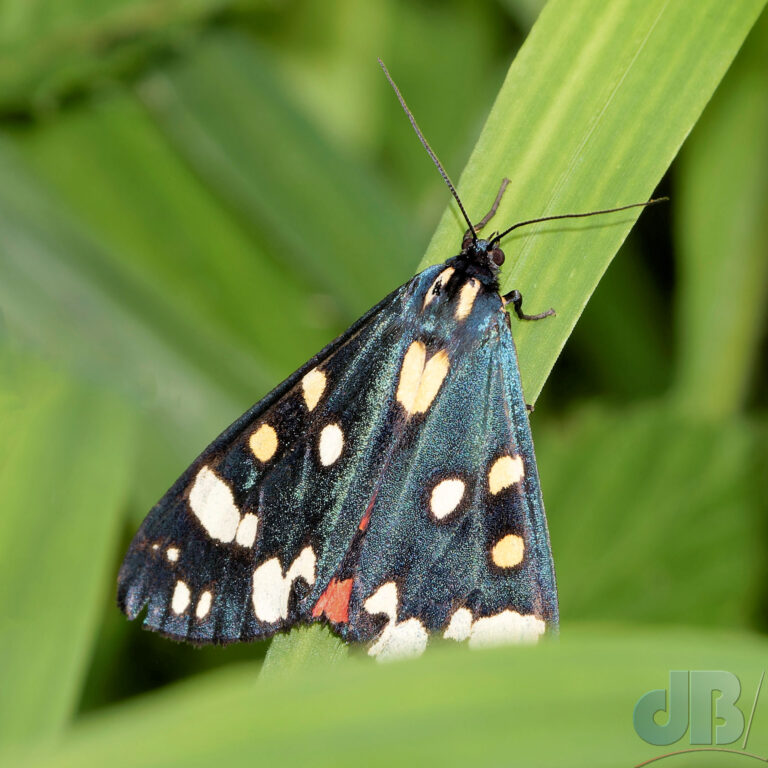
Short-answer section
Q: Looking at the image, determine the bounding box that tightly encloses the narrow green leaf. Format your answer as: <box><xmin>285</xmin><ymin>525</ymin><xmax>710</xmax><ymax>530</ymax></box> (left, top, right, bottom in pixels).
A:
<box><xmin>0</xmin><ymin>137</ymin><xmax>244</xmax><ymax>446</ymax></box>
<box><xmin>537</xmin><ymin>402</ymin><xmax>763</xmax><ymax>627</ymax></box>
<box><xmin>498</xmin><ymin>0</ymin><xmax>545</xmax><ymax>30</ymax></box>
<box><xmin>419</xmin><ymin>0</ymin><xmax>766</xmax><ymax>404</ymax></box>
<box><xmin>0</xmin><ymin>351</ymin><xmax>136</xmax><ymax>750</ymax></box>
<box><xmin>11</xmin><ymin>90</ymin><xmax>333</xmax><ymax>390</ymax></box>
<box><xmin>673</xmin><ymin>9</ymin><xmax>768</xmax><ymax>418</ymax></box>
<box><xmin>566</xmin><ymin>242</ymin><xmax>670</xmax><ymax>398</ymax></box>
<box><xmin>0</xmin><ymin>0</ymin><xmax>242</xmax><ymax>114</ymax></box>
<box><xmin>13</xmin><ymin>626</ymin><xmax>768</xmax><ymax>767</ymax></box>
<box><xmin>260</xmin><ymin>625</ymin><xmax>348</xmax><ymax>679</ymax></box>
<box><xmin>375</xmin><ymin>1</ymin><xmax>505</xmax><ymax>206</ymax></box>
<box><xmin>262</xmin><ymin>0</ymin><xmax>507</xmax><ymax>209</ymax></box>
<box><xmin>137</xmin><ymin>31</ymin><xmax>418</xmax><ymax>317</ymax></box>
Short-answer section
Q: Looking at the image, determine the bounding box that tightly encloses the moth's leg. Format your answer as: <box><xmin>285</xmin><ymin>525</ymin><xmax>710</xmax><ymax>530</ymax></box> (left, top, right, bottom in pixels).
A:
<box><xmin>463</xmin><ymin>178</ymin><xmax>510</xmax><ymax>241</ymax></box>
<box><xmin>503</xmin><ymin>289</ymin><xmax>556</xmax><ymax>321</ymax></box>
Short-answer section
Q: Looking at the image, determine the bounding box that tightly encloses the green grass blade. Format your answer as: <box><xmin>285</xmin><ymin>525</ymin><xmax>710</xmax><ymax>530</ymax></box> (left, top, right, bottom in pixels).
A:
<box><xmin>138</xmin><ymin>31</ymin><xmax>418</xmax><ymax>317</ymax></box>
<box><xmin>260</xmin><ymin>626</ymin><xmax>348</xmax><ymax>680</ymax></box>
<box><xmin>0</xmin><ymin>353</ymin><xmax>136</xmax><ymax>750</ymax></box>
<box><xmin>673</xmin><ymin>9</ymin><xmax>768</xmax><ymax>418</ymax></box>
<box><xmin>0</xmin><ymin>0</ymin><xmax>241</xmax><ymax>114</ymax></box>
<box><xmin>13</xmin><ymin>626</ymin><xmax>768</xmax><ymax>767</ymax></box>
<box><xmin>418</xmin><ymin>0</ymin><xmax>766</xmax><ymax>404</ymax></box>
<box><xmin>0</xmin><ymin>137</ymin><xmax>244</xmax><ymax>441</ymax></box>
<box><xmin>10</xmin><ymin>91</ymin><xmax>333</xmax><ymax>392</ymax></box>
<box><xmin>537</xmin><ymin>402</ymin><xmax>762</xmax><ymax>627</ymax></box>
<box><xmin>566</xmin><ymin>242</ymin><xmax>670</xmax><ymax>398</ymax></box>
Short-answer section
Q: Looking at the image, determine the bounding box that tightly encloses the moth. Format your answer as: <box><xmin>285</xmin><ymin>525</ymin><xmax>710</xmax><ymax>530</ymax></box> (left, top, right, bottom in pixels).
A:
<box><xmin>118</xmin><ymin>62</ymin><xmax>660</xmax><ymax>661</ymax></box>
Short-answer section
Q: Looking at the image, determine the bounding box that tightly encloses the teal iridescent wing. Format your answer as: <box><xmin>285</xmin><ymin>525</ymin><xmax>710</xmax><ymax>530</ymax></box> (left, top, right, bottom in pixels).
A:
<box><xmin>117</xmin><ymin>260</ymin><xmax>558</xmax><ymax>657</ymax></box>
<box><xmin>325</xmin><ymin>277</ymin><xmax>558</xmax><ymax>659</ymax></box>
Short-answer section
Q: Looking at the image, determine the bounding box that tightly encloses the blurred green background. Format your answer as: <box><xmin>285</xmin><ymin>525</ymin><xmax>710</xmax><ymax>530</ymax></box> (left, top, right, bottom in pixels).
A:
<box><xmin>1</xmin><ymin>1</ymin><xmax>767</xmax><ymax>766</ymax></box>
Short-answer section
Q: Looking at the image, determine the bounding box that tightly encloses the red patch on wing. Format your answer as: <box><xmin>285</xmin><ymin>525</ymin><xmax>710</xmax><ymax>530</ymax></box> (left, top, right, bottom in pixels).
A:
<box><xmin>312</xmin><ymin>578</ymin><xmax>353</xmax><ymax>623</ymax></box>
<box><xmin>359</xmin><ymin>489</ymin><xmax>379</xmax><ymax>532</ymax></box>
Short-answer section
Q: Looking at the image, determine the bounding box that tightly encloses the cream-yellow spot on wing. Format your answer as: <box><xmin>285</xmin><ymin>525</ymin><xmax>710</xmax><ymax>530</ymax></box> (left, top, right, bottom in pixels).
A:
<box><xmin>397</xmin><ymin>342</ymin><xmax>450</xmax><ymax>415</ymax></box>
<box><xmin>429</xmin><ymin>478</ymin><xmax>465</xmax><ymax>520</ymax></box>
<box><xmin>396</xmin><ymin>341</ymin><xmax>426</xmax><ymax>413</ymax></box>
<box><xmin>455</xmin><ymin>278</ymin><xmax>481</xmax><ymax>320</ymax></box>
<box><xmin>488</xmin><ymin>454</ymin><xmax>524</xmax><ymax>494</ymax></box>
<box><xmin>491</xmin><ymin>534</ymin><xmax>525</xmax><ymax>568</ymax></box>
<box><xmin>250</xmin><ymin>423</ymin><xmax>278</xmax><ymax>462</ymax></box>
<box><xmin>413</xmin><ymin>349</ymin><xmax>449</xmax><ymax>413</ymax></box>
<box><xmin>196</xmin><ymin>590</ymin><xmax>213</xmax><ymax>619</ymax></box>
<box><xmin>301</xmin><ymin>368</ymin><xmax>326</xmax><ymax>411</ymax></box>
<box><xmin>166</xmin><ymin>547</ymin><xmax>179</xmax><ymax>563</ymax></box>
<box><xmin>319</xmin><ymin>423</ymin><xmax>344</xmax><ymax>466</ymax></box>
<box><xmin>423</xmin><ymin>267</ymin><xmax>455</xmax><ymax>309</ymax></box>
<box><xmin>171</xmin><ymin>580</ymin><xmax>190</xmax><ymax>615</ymax></box>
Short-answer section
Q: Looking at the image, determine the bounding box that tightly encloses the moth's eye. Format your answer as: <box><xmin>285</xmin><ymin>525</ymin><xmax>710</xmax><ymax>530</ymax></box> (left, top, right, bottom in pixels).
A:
<box><xmin>490</xmin><ymin>249</ymin><xmax>505</xmax><ymax>266</ymax></box>
<box><xmin>461</xmin><ymin>232</ymin><xmax>474</xmax><ymax>251</ymax></box>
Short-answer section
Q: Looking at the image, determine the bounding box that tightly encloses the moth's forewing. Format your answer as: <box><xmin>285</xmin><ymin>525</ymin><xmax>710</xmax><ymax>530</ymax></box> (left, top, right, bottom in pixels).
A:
<box><xmin>117</xmin><ymin>262</ymin><xmax>558</xmax><ymax>657</ymax></box>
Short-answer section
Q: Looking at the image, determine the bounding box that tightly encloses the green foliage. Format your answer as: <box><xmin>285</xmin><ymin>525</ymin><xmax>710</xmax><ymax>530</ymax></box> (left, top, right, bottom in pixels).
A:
<box><xmin>12</xmin><ymin>628</ymin><xmax>768</xmax><ymax>768</ymax></box>
<box><xmin>673</xmin><ymin>12</ymin><xmax>768</xmax><ymax>418</ymax></box>
<box><xmin>0</xmin><ymin>0</ymin><xmax>766</xmax><ymax>765</ymax></box>
<box><xmin>0</xmin><ymin>351</ymin><xmax>136</xmax><ymax>748</ymax></box>
<box><xmin>0</xmin><ymin>0</ymin><xmax>240</xmax><ymax>113</ymax></box>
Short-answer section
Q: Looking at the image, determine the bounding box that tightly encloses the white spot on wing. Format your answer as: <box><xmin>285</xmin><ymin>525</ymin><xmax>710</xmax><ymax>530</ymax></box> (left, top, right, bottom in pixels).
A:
<box><xmin>443</xmin><ymin>607</ymin><xmax>473</xmax><ymax>641</ymax></box>
<box><xmin>488</xmin><ymin>455</ymin><xmax>524</xmax><ymax>495</ymax></box>
<box><xmin>196</xmin><ymin>590</ymin><xmax>212</xmax><ymax>619</ymax></box>
<box><xmin>189</xmin><ymin>466</ymin><xmax>240</xmax><ymax>543</ymax></box>
<box><xmin>235</xmin><ymin>513</ymin><xmax>259</xmax><ymax>547</ymax></box>
<box><xmin>363</xmin><ymin>581</ymin><xmax>398</xmax><ymax>620</ymax></box>
<box><xmin>430</xmin><ymin>478</ymin><xmax>465</xmax><ymax>520</ymax></box>
<box><xmin>469</xmin><ymin>611</ymin><xmax>546</xmax><ymax>648</ymax></box>
<box><xmin>319</xmin><ymin>423</ymin><xmax>344</xmax><ymax>466</ymax></box>
<box><xmin>171</xmin><ymin>580</ymin><xmax>190</xmax><ymax>615</ymax></box>
<box><xmin>166</xmin><ymin>547</ymin><xmax>179</xmax><ymax>562</ymax></box>
<box><xmin>370</xmin><ymin>619</ymin><xmax>428</xmax><ymax>662</ymax></box>
<box><xmin>251</xmin><ymin>546</ymin><xmax>316</xmax><ymax>623</ymax></box>
<box><xmin>364</xmin><ymin>582</ymin><xmax>428</xmax><ymax>661</ymax></box>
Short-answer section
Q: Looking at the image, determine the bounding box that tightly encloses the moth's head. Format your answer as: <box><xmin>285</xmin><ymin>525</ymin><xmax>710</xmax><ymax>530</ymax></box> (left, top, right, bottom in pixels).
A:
<box><xmin>459</xmin><ymin>232</ymin><xmax>505</xmax><ymax>283</ymax></box>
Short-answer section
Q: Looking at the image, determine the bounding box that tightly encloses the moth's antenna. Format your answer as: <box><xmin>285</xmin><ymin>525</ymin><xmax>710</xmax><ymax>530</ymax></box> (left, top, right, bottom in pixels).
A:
<box><xmin>491</xmin><ymin>198</ymin><xmax>668</xmax><ymax>244</ymax></box>
<box><xmin>378</xmin><ymin>58</ymin><xmax>477</xmax><ymax>241</ymax></box>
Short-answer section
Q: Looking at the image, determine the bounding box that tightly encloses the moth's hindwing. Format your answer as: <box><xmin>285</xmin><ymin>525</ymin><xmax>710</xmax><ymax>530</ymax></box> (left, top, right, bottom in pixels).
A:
<box><xmin>117</xmin><ymin>262</ymin><xmax>558</xmax><ymax>657</ymax></box>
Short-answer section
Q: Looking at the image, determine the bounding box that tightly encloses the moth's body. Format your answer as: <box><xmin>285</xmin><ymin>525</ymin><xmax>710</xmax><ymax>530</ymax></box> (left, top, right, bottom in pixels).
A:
<box><xmin>118</xmin><ymin>238</ymin><xmax>559</xmax><ymax>660</ymax></box>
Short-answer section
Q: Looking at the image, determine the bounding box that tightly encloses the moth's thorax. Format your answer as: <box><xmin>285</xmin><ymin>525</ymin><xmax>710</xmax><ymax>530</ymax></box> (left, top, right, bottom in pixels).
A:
<box><xmin>450</xmin><ymin>237</ymin><xmax>505</xmax><ymax>287</ymax></box>
<box><xmin>414</xmin><ymin>256</ymin><xmax>504</xmax><ymax>344</ymax></box>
